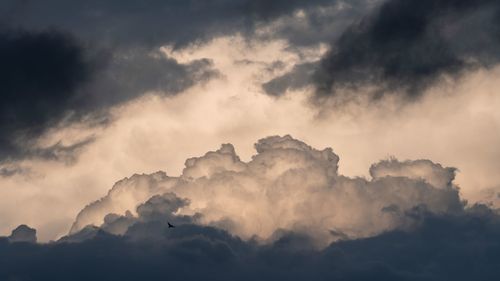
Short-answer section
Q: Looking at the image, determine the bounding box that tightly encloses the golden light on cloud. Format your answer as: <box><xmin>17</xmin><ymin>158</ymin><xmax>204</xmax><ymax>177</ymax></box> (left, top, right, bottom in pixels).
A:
<box><xmin>1</xmin><ymin>35</ymin><xmax>500</xmax><ymax>241</ymax></box>
<box><xmin>3</xmin><ymin>1</ymin><xmax>500</xmax><ymax>279</ymax></box>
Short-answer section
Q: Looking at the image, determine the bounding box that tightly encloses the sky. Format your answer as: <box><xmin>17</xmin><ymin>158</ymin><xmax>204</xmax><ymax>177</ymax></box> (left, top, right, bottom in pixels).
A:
<box><xmin>1</xmin><ymin>0</ymin><xmax>500</xmax><ymax>280</ymax></box>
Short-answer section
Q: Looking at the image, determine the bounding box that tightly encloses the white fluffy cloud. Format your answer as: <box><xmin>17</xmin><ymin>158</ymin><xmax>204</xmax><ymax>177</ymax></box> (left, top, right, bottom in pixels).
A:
<box><xmin>71</xmin><ymin>135</ymin><xmax>462</xmax><ymax>247</ymax></box>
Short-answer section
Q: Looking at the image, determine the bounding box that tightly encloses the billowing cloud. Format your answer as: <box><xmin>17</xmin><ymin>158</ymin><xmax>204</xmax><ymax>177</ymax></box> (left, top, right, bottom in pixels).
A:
<box><xmin>70</xmin><ymin>135</ymin><xmax>463</xmax><ymax>247</ymax></box>
<box><xmin>369</xmin><ymin>158</ymin><xmax>456</xmax><ymax>190</ymax></box>
<box><xmin>1</xmin><ymin>34</ymin><xmax>499</xmax><ymax>243</ymax></box>
<box><xmin>2</xmin><ymin>150</ymin><xmax>489</xmax><ymax>279</ymax></box>
<box><xmin>1</xmin><ymin>2</ymin><xmax>499</xmax><ymax>279</ymax></box>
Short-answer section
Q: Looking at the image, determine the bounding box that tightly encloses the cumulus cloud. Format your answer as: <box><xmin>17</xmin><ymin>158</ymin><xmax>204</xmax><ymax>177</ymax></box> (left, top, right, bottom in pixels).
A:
<box><xmin>369</xmin><ymin>158</ymin><xmax>457</xmax><ymax>190</ymax></box>
<box><xmin>70</xmin><ymin>135</ymin><xmax>463</xmax><ymax>247</ymax></box>
<box><xmin>0</xmin><ymin>2</ymin><xmax>499</xmax><ymax>279</ymax></box>
<box><xmin>69</xmin><ymin>171</ymin><xmax>179</xmax><ymax>234</ymax></box>
<box><xmin>2</xmin><ymin>135</ymin><xmax>498</xmax><ymax>280</ymax></box>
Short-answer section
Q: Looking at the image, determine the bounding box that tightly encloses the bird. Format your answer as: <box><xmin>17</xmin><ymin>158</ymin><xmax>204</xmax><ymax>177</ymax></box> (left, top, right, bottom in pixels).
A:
<box><xmin>167</xmin><ymin>222</ymin><xmax>175</xmax><ymax>228</ymax></box>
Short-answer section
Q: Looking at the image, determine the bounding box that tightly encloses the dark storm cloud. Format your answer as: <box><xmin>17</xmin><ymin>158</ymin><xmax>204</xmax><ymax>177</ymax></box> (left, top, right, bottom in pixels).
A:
<box><xmin>0</xmin><ymin>0</ymin><xmax>335</xmax><ymax>49</ymax></box>
<box><xmin>315</xmin><ymin>0</ymin><xmax>500</xmax><ymax>99</ymax></box>
<box><xmin>2</xmin><ymin>205</ymin><xmax>500</xmax><ymax>280</ymax></box>
<box><xmin>0</xmin><ymin>27</ymin><xmax>218</xmax><ymax>162</ymax></box>
<box><xmin>264</xmin><ymin>0</ymin><xmax>500</xmax><ymax>99</ymax></box>
<box><xmin>85</xmin><ymin>51</ymin><xmax>219</xmax><ymax>110</ymax></box>
<box><xmin>0</xmin><ymin>0</ymin><xmax>347</xmax><ymax>162</ymax></box>
<box><xmin>257</xmin><ymin>0</ymin><xmax>380</xmax><ymax>47</ymax></box>
<box><xmin>0</xmin><ymin>28</ymin><xmax>94</xmax><ymax>160</ymax></box>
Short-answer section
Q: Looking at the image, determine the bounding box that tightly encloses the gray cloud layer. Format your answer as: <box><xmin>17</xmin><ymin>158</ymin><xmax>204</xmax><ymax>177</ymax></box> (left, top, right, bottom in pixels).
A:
<box><xmin>0</xmin><ymin>0</ymin><xmax>339</xmax><ymax>49</ymax></box>
<box><xmin>2</xmin><ymin>202</ymin><xmax>500</xmax><ymax>280</ymax></box>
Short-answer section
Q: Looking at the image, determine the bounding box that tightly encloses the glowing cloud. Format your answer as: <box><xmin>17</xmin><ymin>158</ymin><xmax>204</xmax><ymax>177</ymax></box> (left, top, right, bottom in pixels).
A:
<box><xmin>71</xmin><ymin>135</ymin><xmax>462</xmax><ymax>247</ymax></box>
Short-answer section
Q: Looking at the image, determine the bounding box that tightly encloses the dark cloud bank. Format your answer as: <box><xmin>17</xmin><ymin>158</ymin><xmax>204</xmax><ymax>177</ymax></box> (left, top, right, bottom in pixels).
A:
<box><xmin>2</xmin><ymin>135</ymin><xmax>500</xmax><ymax>280</ymax></box>
<box><xmin>3</xmin><ymin>0</ymin><xmax>500</xmax><ymax>161</ymax></box>
<box><xmin>265</xmin><ymin>0</ymin><xmax>500</xmax><ymax>99</ymax></box>
<box><xmin>2</xmin><ymin>204</ymin><xmax>500</xmax><ymax>280</ymax></box>
<box><xmin>0</xmin><ymin>0</ymin><xmax>337</xmax><ymax>49</ymax></box>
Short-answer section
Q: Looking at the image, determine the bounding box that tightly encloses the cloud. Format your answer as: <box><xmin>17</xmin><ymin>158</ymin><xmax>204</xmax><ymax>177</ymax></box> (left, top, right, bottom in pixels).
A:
<box><xmin>1</xmin><ymin>36</ymin><xmax>499</xmax><ymax>243</ymax></box>
<box><xmin>0</xmin><ymin>28</ymin><xmax>94</xmax><ymax>160</ymax></box>
<box><xmin>1</xmin><ymin>0</ymin><xmax>337</xmax><ymax>49</ymax></box>
<box><xmin>0</xmin><ymin>4</ymin><xmax>499</xmax><ymax>278</ymax></box>
<box><xmin>313</xmin><ymin>0</ymin><xmax>500</xmax><ymax>99</ymax></box>
<box><xmin>83</xmin><ymin>51</ymin><xmax>220</xmax><ymax>112</ymax></box>
<box><xmin>0</xmin><ymin>165</ymin><xmax>28</xmax><ymax>177</ymax></box>
<box><xmin>7</xmin><ymin>224</ymin><xmax>37</xmax><ymax>243</ymax></box>
<box><xmin>0</xmin><ymin>27</ymin><xmax>218</xmax><ymax>162</ymax></box>
<box><xmin>369</xmin><ymin>158</ymin><xmax>457</xmax><ymax>190</ymax></box>
<box><xmin>69</xmin><ymin>135</ymin><xmax>463</xmax><ymax>247</ymax></box>
<box><xmin>2</xmin><ymin>205</ymin><xmax>500</xmax><ymax>280</ymax></box>
<box><xmin>257</xmin><ymin>0</ymin><xmax>381</xmax><ymax>47</ymax></box>
<box><xmin>263</xmin><ymin>0</ymin><xmax>500</xmax><ymax>100</ymax></box>
<box><xmin>4</xmin><ymin>0</ymin><xmax>499</xmax><ymax>162</ymax></box>
<box><xmin>262</xmin><ymin>62</ymin><xmax>316</xmax><ymax>96</ymax></box>
<box><xmin>3</xmin><ymin>0</ymin><xmax>345</xmax><ymax>162</ymax></box>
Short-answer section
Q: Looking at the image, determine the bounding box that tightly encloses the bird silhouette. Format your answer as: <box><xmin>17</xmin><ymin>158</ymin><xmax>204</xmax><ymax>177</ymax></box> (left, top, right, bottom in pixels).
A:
<box><xmin>167</xmin><ymin>222</ymin><xmax>175</xmax><ymax>228</ymax></box>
